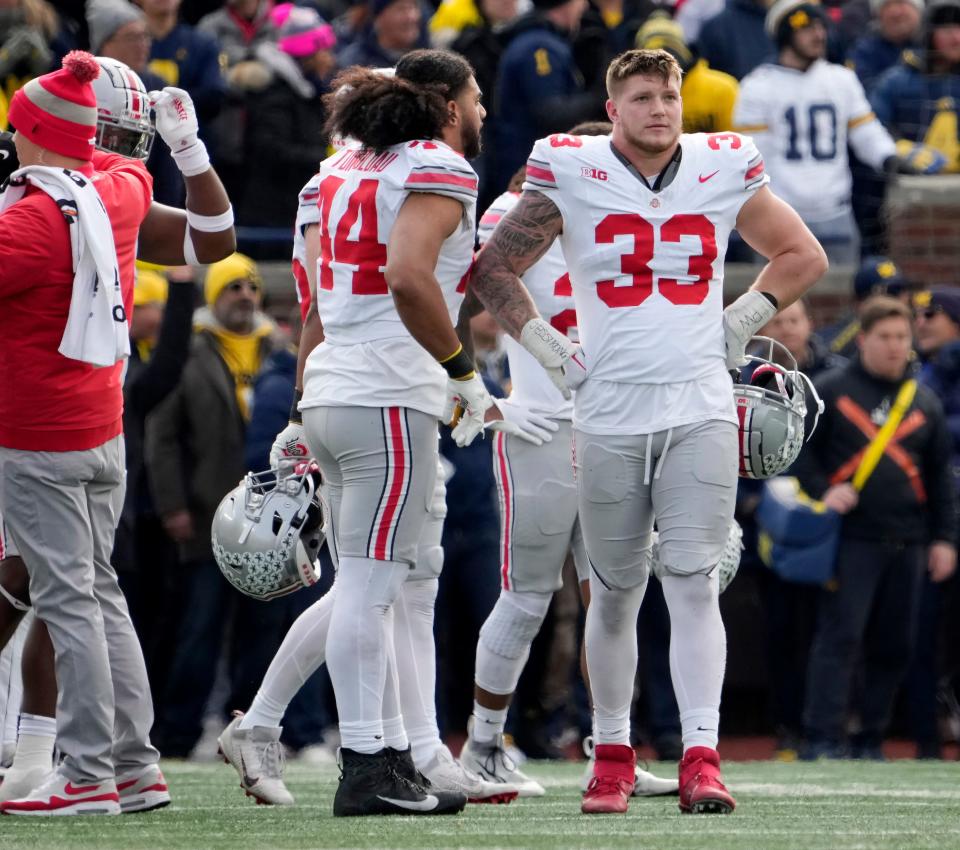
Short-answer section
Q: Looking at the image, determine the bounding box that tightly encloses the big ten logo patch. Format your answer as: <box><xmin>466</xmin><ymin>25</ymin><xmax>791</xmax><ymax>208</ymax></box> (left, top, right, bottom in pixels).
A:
<box><xmin>580</xmin><ymin>166</ymin><xmax>608</xmax><ymax>181</ymax></box>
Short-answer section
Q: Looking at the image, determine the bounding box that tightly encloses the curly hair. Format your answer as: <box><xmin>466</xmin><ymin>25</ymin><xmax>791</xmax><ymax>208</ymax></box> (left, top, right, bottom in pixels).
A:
<box><xmin>395</xmin><ymin>49</ymin><xmax>475</xmax><ymax>102</ymax></box>
<box><xmin>324</xmin><ymin>50</ymin><xmax>476</xmax><ymax>152</ymax></box>
<box><xmin>605</xmin><ymin>48</ymin><xmax>682</xmax><ymax>97</ymax></box>
<box><xmin>323</xmin><ymin>67</ymin><xmax>450</xmax><ymax>152</ymax></box>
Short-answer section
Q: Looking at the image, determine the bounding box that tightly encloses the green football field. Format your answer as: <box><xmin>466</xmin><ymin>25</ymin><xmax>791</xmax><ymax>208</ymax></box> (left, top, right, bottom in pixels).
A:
<box><xmin>2</xmin><ymin>758</ymin><xmax>958</xmax><ymax>850</ymax></box>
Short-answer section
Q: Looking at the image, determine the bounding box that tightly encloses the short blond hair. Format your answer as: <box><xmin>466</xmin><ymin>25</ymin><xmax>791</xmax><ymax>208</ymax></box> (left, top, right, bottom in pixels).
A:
<box><xmin>605</xmin><ymin>48</ymin><xmax>682</xmax><ymax>97</ymax></box>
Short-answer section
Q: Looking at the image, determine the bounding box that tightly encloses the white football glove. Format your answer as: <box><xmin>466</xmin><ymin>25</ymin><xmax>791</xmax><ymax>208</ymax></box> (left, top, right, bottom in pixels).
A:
<box><xmin>722</xmin><ymin>290</ymin><xmax>777</xmax><ymax>371</ymax></box>
<box><xmin>149</xmin><ymin>87</ymin><xmax>210</xmax><ymax>175</ymax></box>
<box><xmin>485</xmin><ymin>399</ymin><xmax>559</xmax><ymax>446</ymax></box>
<box><xmin>519</xmin><ymin>317</ymin><xmax>578</xmax><ymax>400</ymax></box>
<box><xmin>442</xmin><ymin>374</ymin><xmax>494</xmax><ymax>448</ymax></box>
<box><xmin>269</xmin><ymin>422</ymin><xmax>311</xmax><ymax>469</ymax></box>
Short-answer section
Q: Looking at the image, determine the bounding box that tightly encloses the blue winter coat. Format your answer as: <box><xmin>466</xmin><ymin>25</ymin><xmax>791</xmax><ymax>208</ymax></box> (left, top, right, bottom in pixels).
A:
<box><xmin>696</xmin><ymin>0</ymin><xmax>774</xmax><ymax>80</ymax></box>
<box><xmin>848</xmin><ymin>32</ymin><xmax>916</xmax><ymax>93</ymax></box>
<box><xmin>919</xmin><ymin>340</ymin><xmax>960</xmax><ymax>495</ymax></box>
<box><xmin>245</xmin><ymin>347</ymin><xmax>297</xmax><ymax>473</ymax></box>
<box><xmin>871</xmin><ymin>50</ymin><xmax>960</xmax><ymax>142</ymax></box>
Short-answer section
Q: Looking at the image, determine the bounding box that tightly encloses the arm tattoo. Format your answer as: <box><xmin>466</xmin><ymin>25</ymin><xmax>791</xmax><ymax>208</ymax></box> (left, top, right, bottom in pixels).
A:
<box><xmin>472</xmin><ymin>191</ymin><xmax>563</xmax><ymax>338</ymax></box>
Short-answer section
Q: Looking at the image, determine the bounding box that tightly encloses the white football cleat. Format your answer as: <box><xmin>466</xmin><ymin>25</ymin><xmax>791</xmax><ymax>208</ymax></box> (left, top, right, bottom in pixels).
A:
<box><xmin>419</xmin><ymin>745</ymin><xmax>518</xmax><ymax>804</ymax></box>
<box><xmin>460</xmin><ymin>734</ymin><xmax>545</xmax><ymax>798</ymax></box>
<box><xmin>116</xmin><ymin>763</ymin><xmax>171</xmax><ymax>813</ymax></box>
<box><xmin>581</xmin><ymin>736</ymin><xmax>679</xmax><ymax>797</ymax></box>
<box><xmin>0</xmin><ymin>764</ymin><xmax>51</xmax><ymax>803</ymax></box>
<box><xmin>217</xmin><ymin>712</ymin><xmax>294</xmax><ymax>806</ymax></box>
<box><xmin>0</xmin><ymin>768</ymin><xmax>120</xmax><ymax>815</ymax></box>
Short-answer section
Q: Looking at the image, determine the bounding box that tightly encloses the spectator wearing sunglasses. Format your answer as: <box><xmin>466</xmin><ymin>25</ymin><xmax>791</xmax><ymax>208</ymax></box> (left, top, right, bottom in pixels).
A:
<box><xmin>144</xmin><ymin>252</ymin><xmax>276</xmax><ymax>758</ymax></box>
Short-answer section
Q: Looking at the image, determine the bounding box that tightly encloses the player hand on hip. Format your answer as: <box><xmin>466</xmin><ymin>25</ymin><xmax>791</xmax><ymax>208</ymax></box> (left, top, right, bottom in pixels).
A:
<box><xmin>443</xmin><ymin>373</ymin><xmax>494</xmax><ymax>448</ymax></box>
<box><xmin>520</xmin><ymin>317</ymin><xmax>581</xmax><ymax>400</ymax></box>
<box><xmin>270</xmin><ymin>422</ymin><xmax>311</xmax><ymax>470</ymax></box>
<box><xmin>485</xmin><ymin>398</ymin><xmax>559</xmax><ymax>446</ymax></box>
<box><xmin>722</xmin><ymin>290</ymin><xmax>778</xmax><ymax>371</ymax></box>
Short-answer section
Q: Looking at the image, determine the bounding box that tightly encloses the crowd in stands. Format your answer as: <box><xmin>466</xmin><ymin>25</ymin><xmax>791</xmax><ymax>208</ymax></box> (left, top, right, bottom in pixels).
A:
<box><xmin>2</xmin><ymin>0</ymin><xmax>958</xmax><ymax>249</ymax></box>
<box><xmin>1</xmin><ymin>0</ymin><xmax>959</xmax><ymax>764</ymax></box>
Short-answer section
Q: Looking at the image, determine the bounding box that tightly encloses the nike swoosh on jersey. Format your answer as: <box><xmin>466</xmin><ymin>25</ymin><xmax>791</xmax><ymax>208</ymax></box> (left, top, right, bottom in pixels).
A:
<box><xmin>377</xmin><ymin>794</ymin><xmax>440</xmax><ymax>812</ymax></box>
<box><xmin>698</xmin><ymin>170</ymin><xmax>720</xmax><ymax>183</ymax></box>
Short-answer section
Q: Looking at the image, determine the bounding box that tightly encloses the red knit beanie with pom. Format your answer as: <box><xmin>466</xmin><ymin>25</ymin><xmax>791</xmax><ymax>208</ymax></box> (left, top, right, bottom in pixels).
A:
<box><xmin>8</xmin><ymin>51</ymin><xmax>101</xmax><ymax>161</ymax></box>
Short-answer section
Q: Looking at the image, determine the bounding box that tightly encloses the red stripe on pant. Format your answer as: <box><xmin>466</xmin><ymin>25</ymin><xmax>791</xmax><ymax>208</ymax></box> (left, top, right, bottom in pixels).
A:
<box><xmin>495</xmin><ymin>432</ymin><xmax>512</xmax><ymax>590</ymax></box>
<box><xmin>374</xmin><ymin>408</ymin><xmax>407</xmax><ymax>560</ymax></box>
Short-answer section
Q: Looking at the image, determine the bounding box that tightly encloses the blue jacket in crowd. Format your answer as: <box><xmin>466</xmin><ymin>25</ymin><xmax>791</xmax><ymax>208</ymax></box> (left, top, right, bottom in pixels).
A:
<box><xmin>847</xmin><ymin>31</ymin><xmax>915</xmax><ymax>93</ymax></box>
<box><xmin>245</xmin><ymin>347</ymin><xmax>297</xmax><ymax>473</ymax></box>
<box><xmin>871</xmin><ymin>50</ymin><xmax>960</xmax><ymax>143</ymax></box>
<box><xmin>919</xmin><ymin>340</ymin><xmax>960</xmax><ymax>495</ymax></box>
<box><xmin>695</xmin><ymin>0</ymin><xmax>773</xmax><ymax>80</ymax></box>
<box><xmin>148</xmin><ymin>24</ymin><xmax>227</xmax><ymax>125</ymax></box>
<box><xmin>493</xmin><ymin>13</ymin><xmax>601</xmax><ymax>192</ymax></box>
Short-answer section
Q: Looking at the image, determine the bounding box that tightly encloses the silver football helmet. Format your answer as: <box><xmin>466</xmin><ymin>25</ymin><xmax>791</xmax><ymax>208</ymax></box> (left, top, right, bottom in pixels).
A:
<box><xmin>92</xmin><ymin>57</ymin><xmax>155</xmax><ymax>160</ymax></box>
<box><xmin>212</xmin><ymin>466</ymin><xmax>324</xmax><ymax>601</ymax></box>
<box><xmin>734</xmin><ymin>336</ymin><xmax>823</xmax><ymax>480</ymax></box>
<box><xmin>650</xmin><ymin>521</ymin><xmax>744</xmax><ymax>593</ymax></box>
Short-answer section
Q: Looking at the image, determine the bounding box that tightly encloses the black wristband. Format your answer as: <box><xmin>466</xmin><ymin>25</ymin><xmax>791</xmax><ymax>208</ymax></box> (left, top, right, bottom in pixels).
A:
<box><xmin>759</xmin><ymin>291</ymin><xmax>779</xmax><ymax>310</ymax></box>
<box><xmin>289</xmin><ymin>388</ymin><xmax>303</xmax><ymax>424</ymax></box>
<box><xmin>439</xmin><ymin>345</ymin><xmax>476</xmax><ymax>381</ymax></box>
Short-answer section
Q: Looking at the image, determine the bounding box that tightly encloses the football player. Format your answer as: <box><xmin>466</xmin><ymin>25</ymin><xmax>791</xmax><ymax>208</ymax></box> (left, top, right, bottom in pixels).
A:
<box><xmin>217</xmin><ymin>148</ymin><xmax>521</xmax><ymax>807</ymax></box>
<box><xmin>459</xmin><ymin>121</ymin><xmax>676</xmax><ymax>800</ymax></box>
<box><xmin>0</xmin><ymin>58</ymin><xmax>234</xmax><ymax>812</ymax></box>
<box><xmin>261</xmin><ymin>49</ymin><xmax>515</xmax><ymax>818</ymax></box>
<box><xmin>734</xmin><ymin>0</ymin><xmax>898</xmax><ymax>263</ymax></box>
<box><xmin>470</xmin><ymin>48</ymin><xmax>827</xmax><ymax>815</ymax></box>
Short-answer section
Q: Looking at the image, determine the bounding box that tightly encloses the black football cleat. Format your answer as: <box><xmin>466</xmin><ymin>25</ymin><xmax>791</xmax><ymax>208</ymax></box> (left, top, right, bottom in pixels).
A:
<box><xmin>332</xmin><ymin>748</ymin><xmax>466</xmax><ymax>817</ymax></box>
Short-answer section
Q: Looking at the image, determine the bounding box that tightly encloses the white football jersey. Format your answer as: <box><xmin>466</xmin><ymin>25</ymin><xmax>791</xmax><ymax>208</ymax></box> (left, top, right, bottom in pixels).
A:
<box><xmin>301</xmin><ymin>140</ymin><xmax>477</xmax><ymax>418</ymax></box>
<box><xmin>523</xmin><ymin>131</ymin><xmax>768</xmax><ymax>435</ymax></box>
<box><xmin>292</xmin><ymin>172</ymin><xmax>321</xmax><ymax>322</ymax></box>
<box><xmin>478</xmin><ymin>191</ymin><xmax>575</xmax><ymax>420</ymax></box>
<box><xmin>734</xmin><ymin>60</ymin><xmax>895</xmax><ymax>223</ymax></box>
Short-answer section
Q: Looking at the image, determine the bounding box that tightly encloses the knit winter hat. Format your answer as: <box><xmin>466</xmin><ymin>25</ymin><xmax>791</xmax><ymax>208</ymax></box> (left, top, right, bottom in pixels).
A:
<box><xmin>272</xmin><ymin>3</ymin><xmax>336</xmax><ymax>56</ymax></box>
<box><xmin>204</xmin><ymin>253</ymin><xmax>262</xmax><ymax>306</ymax></box>
<box><xmin>765</xmin><ymin>0</ymin><xmax>828</xmax><ymax>46</ymax></box>
<box><xmin>134</xmin><ymin>269</ymin><xmax>169</xmax><ymax>307</ymax></box>
<box><xmin>86</xmin><ymin>0</ymin><xmax>147</xmax><ymax>53</ymax></box>
<box><xmin>8</xmin><ymin>51</ymin><xmax>100</xmax><ymax>161</ymax></box>
<box><xmin>635</xmin><ymin>12</ymin><xmax>694</xmax><ymax>68</ymax></box>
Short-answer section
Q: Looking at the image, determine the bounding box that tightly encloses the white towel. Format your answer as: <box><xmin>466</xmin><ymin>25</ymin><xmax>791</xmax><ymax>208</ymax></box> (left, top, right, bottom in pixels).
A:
<box><xmin>0</xmin><ymin>165</ymin><xmax>129</xmax><ymax>367</ymax></box>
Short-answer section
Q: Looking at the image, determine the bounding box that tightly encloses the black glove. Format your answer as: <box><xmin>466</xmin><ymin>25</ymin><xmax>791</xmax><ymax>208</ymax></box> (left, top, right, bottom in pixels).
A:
<box><xmin>0</xmin><ymin>131</ymin><xmax>18</xmax><ymax>185</ymax></box>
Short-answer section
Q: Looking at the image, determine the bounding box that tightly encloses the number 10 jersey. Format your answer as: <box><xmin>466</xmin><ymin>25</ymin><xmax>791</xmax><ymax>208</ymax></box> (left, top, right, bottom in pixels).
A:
<box><xmin>523</xmin><ymin>131</ymin><xmax>769</xmax><ymax>435</ymax></box>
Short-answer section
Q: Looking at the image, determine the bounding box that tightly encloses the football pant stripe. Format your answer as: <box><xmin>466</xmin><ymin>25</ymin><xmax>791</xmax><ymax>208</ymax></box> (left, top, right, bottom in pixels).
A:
<box><xmin>493</xmin><ymin>431</ymin><xmax>515</xmax><ymax>591</ymax></box>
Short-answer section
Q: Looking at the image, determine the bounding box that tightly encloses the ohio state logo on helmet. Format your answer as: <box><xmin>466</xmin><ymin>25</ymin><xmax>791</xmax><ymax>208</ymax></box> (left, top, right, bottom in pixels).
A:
<box><xmin>212</xmin><ymin>465</ymin><xmax>325</xmax><ymax>600</ymax></box>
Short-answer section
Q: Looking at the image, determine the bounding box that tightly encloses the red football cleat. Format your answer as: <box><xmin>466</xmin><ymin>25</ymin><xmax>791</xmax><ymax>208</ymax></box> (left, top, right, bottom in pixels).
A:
<box><xmin>678</xmin><ymin>746</ymin><xmax>736</xmax><ymax>814</ymax></box>
<box><xmin>581</xmin><ymin>743</ymin><xmax>635</xmax><ymax>814</ymax></box>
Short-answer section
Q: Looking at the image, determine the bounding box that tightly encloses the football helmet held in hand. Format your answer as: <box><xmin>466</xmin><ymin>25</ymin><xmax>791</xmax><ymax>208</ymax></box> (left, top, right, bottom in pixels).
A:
<box><xmin>733</xmin><ymin>336</ymin><xmax>823</xmax><ymax>479</ymax></box>
<box><xmin>212</xmin><ymin>465</ymin><xmax>324</xmax><ymax>600</ymax></box>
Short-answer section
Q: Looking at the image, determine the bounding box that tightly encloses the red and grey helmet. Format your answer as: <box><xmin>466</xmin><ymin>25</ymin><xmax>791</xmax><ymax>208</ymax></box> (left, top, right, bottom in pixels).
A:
<box><xmin>92</xmin><ymin>57</ymin><xmax>155</xmax><ymax>160</ymax></box>
<box><xmin>734</xmin><ymin>336</ymin><xmax>823</xmax><ymax>480</ymax></box>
